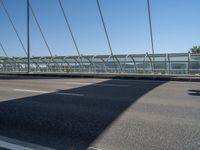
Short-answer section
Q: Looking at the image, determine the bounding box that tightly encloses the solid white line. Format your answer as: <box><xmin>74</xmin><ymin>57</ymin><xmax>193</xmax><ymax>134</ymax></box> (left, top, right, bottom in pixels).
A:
<box><xmin>14</xmin><ymin>89</ymin><xmax>83</xmax><ymax>97</ymax></box>
<box><xmin>64</xmin><ymin>81</ymin><xmax>128</xmax><ymax>87</ymax></box>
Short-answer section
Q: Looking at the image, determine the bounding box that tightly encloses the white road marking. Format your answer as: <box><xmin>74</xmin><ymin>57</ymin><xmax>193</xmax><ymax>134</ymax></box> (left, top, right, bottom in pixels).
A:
<box><xmin>14</xmin><ymin>89</ymin><xmax>83</xmax><ymax>97</ymax></box>
<box><xmin>96</xmin><ymin>83</ymin><xmax>128</xmax><ymax>87</ymax></box>
<box><xmin>56</xmin><ymin>92</ymin><xmax>84</xmax><ymax>97</ymax></box>
<box><xmin>88</xmin><ymin>146</ymin><xmax>103</xmax><ymax>150</ymax></box>
<box><xmin>114</xmin><ymin>79</ymin><xmax>165</xmax><ymax>83</ymax></box>
<box><xmin>14</xmin><ymin>89</ymin><xmax>48</xmax><ymax>94</ymax></box>
<box><xmin>0</xmin><ymin>136</ymin><xmax>55</xmax><ymax>150</ymax></box>
<box><xmin>0</xmin><ymin>140</ymin><xmax>34</xmax><ymax>150</ymax></box>
<box><xmin>64</xmin><ymin>81</ymin><xmax>128</xmax><ymax>87</ymax></box>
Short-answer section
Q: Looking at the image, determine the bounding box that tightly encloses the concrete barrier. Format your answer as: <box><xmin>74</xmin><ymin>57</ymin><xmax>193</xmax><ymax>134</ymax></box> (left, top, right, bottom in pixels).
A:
<box><xmin>0</xmin><ymin>72</ymin><xmax>200</xmax><ymax>82</ymax></box>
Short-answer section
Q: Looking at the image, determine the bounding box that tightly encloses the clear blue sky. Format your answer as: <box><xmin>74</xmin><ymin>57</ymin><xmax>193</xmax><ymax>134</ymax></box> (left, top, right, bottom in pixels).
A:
<box><xmin>0</xmin><ymin>0</ymin><xmax>200</xmax><ymax>57</ymax></box>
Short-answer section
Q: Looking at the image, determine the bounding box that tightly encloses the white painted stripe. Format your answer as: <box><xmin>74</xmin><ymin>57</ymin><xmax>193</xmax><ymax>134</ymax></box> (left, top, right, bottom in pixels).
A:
<box><xmin>65</xmin><ymin>82</ymin><xmax>91</xmax><ymax>85</ymax></box>
<box><xmin>0</xmin><ymin>140</ymin><xmax>34</xmax><ymax>150</ymax></box>
<box><xmin>88</xmin><ymin>146</ymin><xmax>103</xmax><ymax>150</ymax></box>
<box><xmin>14</xmin><ymin>89</ymin><xmax>83</xmax><ymax>97</ymax></box>
<box><xmin>64</xmin><ymin>81</ymin><xmax>128</xmax><ymax>87</ymax></box>
<box><xmin>14</xmin><ymin>89</ymin><xmax>48</xmax><ymax>94</ymax></box>
<box><xmin>96</xmin><ymin>83</ymin><xmax>128</xmax><ymax>87</ymax></box>
<box><xmin>0</xmin><ymin>138</ymin><xmax>55</xmax><ymax>150</ymax></box>
<box><xmin>56</xmin><ymin>92</ymin><xmax>84</xmax><ymax>97</ymax></box>
<box><xmin>112</xmin><ymin>78</ymin><xmax>166</xmax><ymax>83</ymax></box>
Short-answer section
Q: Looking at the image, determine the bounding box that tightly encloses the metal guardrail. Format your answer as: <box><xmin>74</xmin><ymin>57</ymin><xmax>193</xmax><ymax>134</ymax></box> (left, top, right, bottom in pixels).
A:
<box><xmin>0</xmin><ymin>52</ymin><xmax>200</xmax><ymax>75</ymax></box>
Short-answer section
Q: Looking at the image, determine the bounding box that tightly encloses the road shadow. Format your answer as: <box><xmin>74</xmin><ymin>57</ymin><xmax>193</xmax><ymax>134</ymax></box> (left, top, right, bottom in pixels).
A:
<box><xmin>0</xmin><ymin>79</ymin><xmax>166</xmax><ymax>149</ymax></box>
<box><xmin>188</xmin><ymin>90</ymin><xmax>200</xmax><ymax>96</ymax></box>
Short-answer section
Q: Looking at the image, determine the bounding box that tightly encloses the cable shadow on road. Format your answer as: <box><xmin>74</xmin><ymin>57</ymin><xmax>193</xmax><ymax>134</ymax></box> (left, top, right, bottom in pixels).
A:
<box><xmin>0</xmin><ymin>79</ymin><xmax>166</xmax><ymax>149</ymax></box>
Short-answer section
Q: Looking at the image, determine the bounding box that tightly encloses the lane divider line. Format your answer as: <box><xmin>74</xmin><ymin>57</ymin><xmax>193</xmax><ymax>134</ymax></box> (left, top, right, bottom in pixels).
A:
<box><xmin>56</xmin><ymin>92</ymin><xmax>84</xmax><ymax>97</ymax></box>
<box><xmin>96</xmin><ymin>83</ymin><xmax>128</xmax><ymax>87</ymax></box>
<box><xmin>14</xmin><ymin>89</ymin><xmax>47</xmax><ymax>93</ymax></box>
<box><xmin>64</xmin><ymin>81</ymin><xmax>128</xmax><ymax>87</ymax></box>
<box><xmin>14</xmin><ymin>89</ymin><xmax>84</xmax><ymax>97</ymax></box>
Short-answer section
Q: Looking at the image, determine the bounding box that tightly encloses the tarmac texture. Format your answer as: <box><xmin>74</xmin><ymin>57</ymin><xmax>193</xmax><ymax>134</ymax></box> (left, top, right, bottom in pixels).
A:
<box><xmin>0</xmin><ymin>75</ymin><xmax>199</xmax><ymax>150</ymax></box>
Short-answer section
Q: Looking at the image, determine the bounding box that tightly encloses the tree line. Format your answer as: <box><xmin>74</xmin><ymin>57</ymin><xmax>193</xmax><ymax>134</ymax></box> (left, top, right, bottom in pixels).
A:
<box><xmin>190</xmin><ymin>46</ymin><xmax>200</xmax><ymax>54</ymax></box>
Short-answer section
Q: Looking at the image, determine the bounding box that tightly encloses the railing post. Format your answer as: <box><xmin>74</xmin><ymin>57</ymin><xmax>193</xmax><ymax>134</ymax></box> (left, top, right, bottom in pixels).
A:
<box><xmin>143</xmin><ymin>53</ymin><xmax>147</xmax><ymax>74</ymax></box>
<box><xmin>92</xmin><ymin>55</ymin><xmax>97</xmax><ymax>73</ymax></box>
<box><xmin>167</xmin><ymin>53</ymin><xmax>171</xmax><ymax>74</ymax></box>
<box><xmin>165</xmin><ymin>53</ymin><xmax>168</xmax><ymax>74</ymax></box>
<box><xmin>146</xmin><ymin>52</ymin><xmax>153</xmax><ymax>73</ymax></box>
<box><xmin>188</xmin><ymin>51</ymin><xmax>191</xmax><ymax>74</ymax></box>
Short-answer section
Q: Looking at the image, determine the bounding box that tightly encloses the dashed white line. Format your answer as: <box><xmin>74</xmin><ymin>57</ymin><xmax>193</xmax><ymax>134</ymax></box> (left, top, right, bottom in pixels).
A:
<box><xmin>14</xmin><ymin>89</ymin><xmax>47</xmax><ymax>94</ymax></box>
<box><xmin>56</xmin><ymin>92</ymin><xmax>84</xmax><ymax>97</ymax></box>
<box><xmin>64</xmin><ymin>81</ymin><xmax>128</xmax><ymax>87</ymax></box>
<box><xmin>14</xmin><ymin>89</ymin><xmax>83</xmax><ymax>97</ymax></box>
<box><xmin>96</xmin><ymin>83</ymin><xmax>128</xmax><ymax>87</ymax></box>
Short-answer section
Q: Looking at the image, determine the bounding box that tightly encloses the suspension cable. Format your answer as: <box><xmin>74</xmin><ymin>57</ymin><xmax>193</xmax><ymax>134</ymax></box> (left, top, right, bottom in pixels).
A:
<box><xmin>58</xmin><ymin>0</ymin><xmax>81</xmax><ymax>57</ymax></box>
<box><xmin>0</xmin><ymin>0</ymin><xmax>28</xmax><ymax>56</ymax></box>
<box><xmin>96</xmin><ymin>0</ymin><xmax>113</xmax><ymax>56</ymax></box>
<box><xmin>0</xmin><ymin>1</ymin><xmax>33</xmax><ymax>69</ymax></box>
<box><xmin>96</xmin><ymin>0</ymin><xmax>120</xmax><ymax>72</ymax></box>
<box><xmin>0</xmin><ymin>40</ymin><xmax>22</xmax><ymax>68</ymax></box>
<box><xmin>147</xmin><ymin>0</ymin><xmax>154</xmax><ymax>55</ymax></box>
<box><xmin>147</xmin><ymin>0</ymin><xmax>155</xmax><ymax>71</ymax></box>
<box><xmin>29</xmin><ymin>2</ymin><xmax>53</xmax><ymax>57</ymax></box>
<box><xmin>0</xmin><ymin>40</ymin><xmax>8</xmax><ymax>57</ymax></box>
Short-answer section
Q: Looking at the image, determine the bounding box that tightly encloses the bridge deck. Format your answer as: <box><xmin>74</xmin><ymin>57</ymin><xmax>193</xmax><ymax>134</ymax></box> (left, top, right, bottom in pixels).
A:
<box><xmin>0</xmin><ymin>76</ymin><xmax>199</xmax><ymax>149</ymax></box>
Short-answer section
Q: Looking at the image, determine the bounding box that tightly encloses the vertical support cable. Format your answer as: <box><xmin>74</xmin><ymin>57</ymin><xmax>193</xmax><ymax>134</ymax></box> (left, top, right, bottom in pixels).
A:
<box><xmin>58</xmin><ymin>0</ymin><xmax>81</xmax><ymax>57</ymax></box>
<box><xmin>0</xmin><ymin>0</ymin><xmax>28</xmax><ymax>56</ymax></box>
<box><xmin>27</xmin><ymin>0</ymin><xmax>30</xmax><ymax>73</ymax></box>
<box><xmin>147</xmin><ymin>0</ymin><xmax>155</xmax><ymax>71</ymax></box>
<box><xmin>96</xmin><ymin>0</ymin><xmax>113</xmax><ymax>56</ymax></box>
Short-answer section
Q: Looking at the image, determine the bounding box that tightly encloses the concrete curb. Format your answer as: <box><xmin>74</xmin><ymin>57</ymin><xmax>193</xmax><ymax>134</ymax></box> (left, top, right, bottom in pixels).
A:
<box><xmin>0</xmin><ymin>72</ymin><xmax>200</xmax><ymax>82</ymax></box>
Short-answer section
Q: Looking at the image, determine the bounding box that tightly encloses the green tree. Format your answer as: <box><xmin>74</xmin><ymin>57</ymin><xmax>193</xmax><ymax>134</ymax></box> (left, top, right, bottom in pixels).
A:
<box><xmin>190</xmin><ymin>46</ymin><xmax>200</xmax><ymax>54</ymax></box>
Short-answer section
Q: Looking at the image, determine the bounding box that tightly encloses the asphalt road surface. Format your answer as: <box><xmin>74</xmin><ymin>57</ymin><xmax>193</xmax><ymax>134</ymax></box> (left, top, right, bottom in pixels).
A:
<box><xmin>0</xmin><ymin>75</ymin><xmax>199</xmax><ymax>150</ymax></box>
